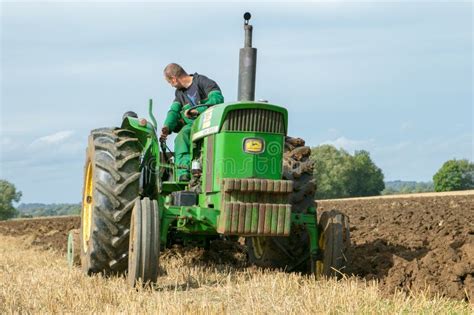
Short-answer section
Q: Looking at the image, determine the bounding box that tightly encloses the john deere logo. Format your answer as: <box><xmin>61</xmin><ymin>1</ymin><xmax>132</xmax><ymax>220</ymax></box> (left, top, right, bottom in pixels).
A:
<box><xmin>243</xmin><ymin>138</ymin><xmax>265</xmax><ymax>154</ymax></box>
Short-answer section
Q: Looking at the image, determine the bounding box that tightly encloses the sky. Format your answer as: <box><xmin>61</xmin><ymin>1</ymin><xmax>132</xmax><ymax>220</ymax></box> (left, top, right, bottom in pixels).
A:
<box><xmin>0</xmin><ymin>1</ymin><xmax>472</xmax><ymax>203</ymax></box>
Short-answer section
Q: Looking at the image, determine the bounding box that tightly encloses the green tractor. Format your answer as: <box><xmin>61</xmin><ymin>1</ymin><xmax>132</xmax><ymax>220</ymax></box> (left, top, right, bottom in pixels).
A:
<box><xmin>73</xmin><ymin>13</ymin><xmax>350</xmax><ymax>287</ymax></box>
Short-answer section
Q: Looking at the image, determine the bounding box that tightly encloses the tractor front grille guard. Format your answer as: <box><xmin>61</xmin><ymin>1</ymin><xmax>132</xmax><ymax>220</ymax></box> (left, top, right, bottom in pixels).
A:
<box><xmin>217</xmin><ymin>178</ymin><xmax>293</xmax><ymax>236</ymax></box>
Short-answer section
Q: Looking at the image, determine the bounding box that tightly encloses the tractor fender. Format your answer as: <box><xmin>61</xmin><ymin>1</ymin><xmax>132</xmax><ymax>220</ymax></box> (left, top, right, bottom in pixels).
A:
<box><xmin>121</xmin><ymin>116</ymin><xmax>156</xmax><ymax>145</ymax></box>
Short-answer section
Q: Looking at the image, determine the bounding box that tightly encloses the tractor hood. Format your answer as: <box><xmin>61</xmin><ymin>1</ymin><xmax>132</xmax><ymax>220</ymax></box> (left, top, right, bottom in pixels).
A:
<box><xmin>190</xmin><ymin>102</ymin><xmax>288</xmax><ymax>142</ymax></box>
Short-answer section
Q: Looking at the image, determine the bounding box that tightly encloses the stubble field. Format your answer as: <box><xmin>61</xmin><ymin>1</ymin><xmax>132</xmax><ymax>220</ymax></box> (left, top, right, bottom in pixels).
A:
<box><xmin>0</xmin><ymin>191</ymin><xmax>472</xmax><ymax>313</ymax></box>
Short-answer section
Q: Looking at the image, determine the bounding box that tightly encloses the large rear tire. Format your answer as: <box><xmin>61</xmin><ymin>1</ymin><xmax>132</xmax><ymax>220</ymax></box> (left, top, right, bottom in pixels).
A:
<box><xmin>246</xmin><ymin>136</ymin><xmax>317</xmax><ymax>271</ymax></box>
<box><xmin>128</xmin><ymin>198</ymin><xmax>160</xmax><ymax>288</ymax></box>
<box><xmin>283</xmin><ymin>136</ymin><xmax>317</xmax><ymax>213</ymax></box>
<box><xmin>80</xmin><ymin>128</ymin><xmax>141</xmax><ymax>275</ymax></box>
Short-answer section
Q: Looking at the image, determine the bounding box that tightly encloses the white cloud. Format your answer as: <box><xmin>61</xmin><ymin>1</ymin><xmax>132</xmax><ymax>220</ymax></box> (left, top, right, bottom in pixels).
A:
<box><xmin>31</xmin><ymin>130</ymin><xmax>74</xmax><ymax>146</ymax></box>
<box><xmin>321</xmin><ymin>136</ymin><xmax>374</xmax><ymax>152</ymax></box>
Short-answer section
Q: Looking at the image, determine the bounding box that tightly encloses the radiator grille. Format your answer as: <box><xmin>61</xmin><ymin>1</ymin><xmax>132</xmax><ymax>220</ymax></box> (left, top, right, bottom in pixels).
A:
<box><xmin>221</xmin><ymin>109</ymin><xmax>285</xmax><ymax>134</ymax></box>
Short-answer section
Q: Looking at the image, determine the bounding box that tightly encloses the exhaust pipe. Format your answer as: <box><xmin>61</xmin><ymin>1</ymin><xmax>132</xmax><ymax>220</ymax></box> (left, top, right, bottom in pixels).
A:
<box><xmin>237</xmin><ymin>12</ymin><xmax>257</xmax><ymax>102</ymax></box>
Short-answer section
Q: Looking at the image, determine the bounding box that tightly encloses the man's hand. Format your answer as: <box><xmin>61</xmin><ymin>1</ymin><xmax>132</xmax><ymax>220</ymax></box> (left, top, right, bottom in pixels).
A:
<box><xmin>160</xmin><ymin>126</ymin><xmax>170</xmax><ymax>142</ymax></box>
<box><xmin>184</xmin><ymin>109</ymin><xmax>198</xmax><ymax>118</ymax></box>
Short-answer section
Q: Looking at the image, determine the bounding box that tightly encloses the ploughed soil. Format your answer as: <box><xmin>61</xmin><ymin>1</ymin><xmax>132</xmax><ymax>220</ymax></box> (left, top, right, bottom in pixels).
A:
<box><xmin>0</xmin><ymin>190</ymin><xmax>472</xmax><ymax>301</ymax></box>
<box><xmin>0</xmin><ymin>216</ymin><xmax>80</xmax><ymax>252</ymax></box>
<box><xmin>318</xmin><ymin>190</ymin><xmax>474</xmax><ymax>301</ymax></box>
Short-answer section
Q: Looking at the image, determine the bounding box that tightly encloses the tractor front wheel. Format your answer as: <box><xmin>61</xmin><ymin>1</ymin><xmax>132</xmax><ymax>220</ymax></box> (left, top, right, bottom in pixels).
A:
<box><xmin>128</xmin><ymin>198</ymin><xmax>160</xmax><ymax>288</ymax></box>
<box><xmin>314</xmin><ymin>210</ymin><xmax>350</xmax><ymax>278</ymax></box>
<box><xmin>67</xmin><ymin>229</ymin><xmax>80</xmax><ymax>268</ymax></box>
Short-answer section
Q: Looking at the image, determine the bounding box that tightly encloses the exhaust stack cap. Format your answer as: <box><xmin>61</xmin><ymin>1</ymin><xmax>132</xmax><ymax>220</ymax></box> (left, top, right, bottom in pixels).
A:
<box><xmin>244</xmin><ymin>12</ymin><xmax>251</xmax><ymax>24</ymax></box>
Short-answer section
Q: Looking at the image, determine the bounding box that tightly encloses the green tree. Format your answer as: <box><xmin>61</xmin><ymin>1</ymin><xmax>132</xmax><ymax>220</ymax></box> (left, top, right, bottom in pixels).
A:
<box><xmin>0</xmin><ymin>180</ymin><xmax>22</xmax><ymax>220</ymax></box>
<box><xmin>433</xmin><ymin>159</ymin><xmax>474</xmax><ymax>192</ymax></box>
<box><xmin>311</xmin><ymin>145</ymin><xmax>352</xmax><ymax>199</ymax></box>
<box><xmin>346</xmin><ymin>150</ymin><xmax>385</xmax><ymax>197</ymax></box>
<box><xmin>311</xmin><ymin>145</ymin><xmax>385</xmax><ymax>199</ymax></box>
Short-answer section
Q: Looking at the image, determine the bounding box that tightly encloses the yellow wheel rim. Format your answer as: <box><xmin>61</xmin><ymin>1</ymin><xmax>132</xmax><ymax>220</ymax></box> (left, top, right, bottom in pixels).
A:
<box><xmin>82</xmin><ymin>162</ymin><xmax>93</xmax><ymax>252</ymax></box>
<box><xmin>252</xmin><ymin>237</ymin><xmax>265</xmax><ymax>259</ymax></box>
<box><xmin>315</xmin><ymin>232</ymin><xmax>325</xmax><ymax>278</ymax></box>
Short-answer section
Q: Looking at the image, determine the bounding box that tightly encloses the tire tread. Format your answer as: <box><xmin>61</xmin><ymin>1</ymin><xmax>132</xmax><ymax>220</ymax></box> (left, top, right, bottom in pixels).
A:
<box><xmin>81</xmin><ymin>127</ymin><xmax>140</xmax><ymax>275</ymax></box>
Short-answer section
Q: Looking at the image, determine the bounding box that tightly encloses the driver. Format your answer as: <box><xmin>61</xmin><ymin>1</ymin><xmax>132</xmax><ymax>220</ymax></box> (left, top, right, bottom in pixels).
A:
<box><xmin>160</xmin><ymin>63</ymin><xmax>224</xmax><ymax>181</ymax></box>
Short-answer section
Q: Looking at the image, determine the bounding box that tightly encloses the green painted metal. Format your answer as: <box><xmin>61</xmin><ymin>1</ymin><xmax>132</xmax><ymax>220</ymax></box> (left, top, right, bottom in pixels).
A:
<box><xmin>190</xmin><ymin>102</ymin><xmax>288</xmax><ymax>141</ymax></box>
<box><xmin>216</xmin><ymin>202</ymin><xmax>292</xmax><ymax>236</ymax></box>
<box><xmin>148</xmin><ymin>99</ymin><xmax>158</xmax><ymax>131</ymax></box>
<box><xmin>213</xmin><ymin>133</ymin><xmax>284</xmax><ymax>187</ymax></box>
<box><xmin>121</xmin><ymin>116</ymin><xmax>154</xmax><ymax>146</ymax></box>
<box><xmin>121</xmin><ymin>99</ymin><xmax>320</xmax><ymax>265</ymax></box>
<box><xmin>216</xmin><ymin>178</ymin><xmax>293</xmax><ymax>235</ymax></box>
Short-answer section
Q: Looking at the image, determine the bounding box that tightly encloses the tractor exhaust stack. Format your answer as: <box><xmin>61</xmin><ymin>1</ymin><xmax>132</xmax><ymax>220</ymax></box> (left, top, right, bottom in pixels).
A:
<box><xmin>237</xmin><ymin>12</ymin><xmax>257</xmax><ymax>102</ymax></box>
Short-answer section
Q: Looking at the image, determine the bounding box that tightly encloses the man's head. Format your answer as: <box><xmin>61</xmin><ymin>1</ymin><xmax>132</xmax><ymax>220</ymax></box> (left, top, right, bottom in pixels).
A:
<box><xmin>164</xmin><ymin>63</ymin><xmax>189</xmax><ymax>89</ymax></box>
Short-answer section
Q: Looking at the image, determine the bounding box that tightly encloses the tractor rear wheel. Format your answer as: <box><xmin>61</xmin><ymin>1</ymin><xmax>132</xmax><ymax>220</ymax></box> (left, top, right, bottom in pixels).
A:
<box><xmin>246</xmin><ymin>136</ymin><xmax>317</xmax><ymax>271</ymax></box>
<box><xmin>128</xmin><ymin>198</ymin><xmax>160</xmax><ymax>288</ymax></box>
<box><xmin>282</xmin><ymin>136</ymin><xmax>317</xmax><ymax>213</ymax></box>
<box><xmin>80</xmin><ymin>128</ymin><xmax>141</xmax><ymax>275</ymax></box>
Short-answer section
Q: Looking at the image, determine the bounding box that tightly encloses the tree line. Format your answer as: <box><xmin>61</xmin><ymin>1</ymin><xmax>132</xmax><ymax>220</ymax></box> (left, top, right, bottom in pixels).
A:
<box><xmin>382</xmin><ymin>180</ymin><xmax>434</xmax><ymax>195</ymax></box>
<box><xmin>310</xmin><ymin>146</ymin><xmax>473</xmax><ymax>199</ymax></box>
<box><xmin>0</xmin><ymin>179</ymin><xmax>80</xmax><ymax>220</ymax></box>
<box><xmin>0</xmin><ymin>149</ymin><xmax>473</xmax><ymax>219</ymax></box>
<box><xmin>17</xmin><ymin>203</ymin><xmax>81</xmax><ymax>217</ymax></box>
